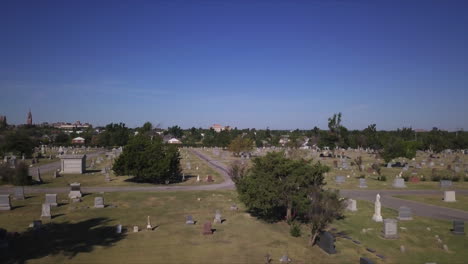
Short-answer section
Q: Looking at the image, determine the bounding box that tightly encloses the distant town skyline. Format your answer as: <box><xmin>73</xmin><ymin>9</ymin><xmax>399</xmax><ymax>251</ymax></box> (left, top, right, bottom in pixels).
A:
<box><xmin>1</xmin><ymin>1</ymin><xmax>467</xmax><ymax>130</ymax></box>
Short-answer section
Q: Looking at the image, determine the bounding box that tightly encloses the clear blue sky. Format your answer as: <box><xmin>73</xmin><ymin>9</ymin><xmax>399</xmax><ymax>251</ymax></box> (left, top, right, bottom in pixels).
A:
<box><xmin>1</xmin><ymin>0</ymin><xmax>467</xmax><ymax>130</ymax></box>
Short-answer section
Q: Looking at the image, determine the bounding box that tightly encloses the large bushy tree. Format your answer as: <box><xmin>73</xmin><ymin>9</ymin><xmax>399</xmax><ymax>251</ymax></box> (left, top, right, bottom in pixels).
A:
<box><xmin>112</xmin><ymin>135</ymin><xmax>181</xmax><ymax>183</ymax></box>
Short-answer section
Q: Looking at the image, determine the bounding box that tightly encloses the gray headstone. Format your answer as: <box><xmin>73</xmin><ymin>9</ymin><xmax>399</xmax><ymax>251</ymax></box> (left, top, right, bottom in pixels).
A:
<box><xmin>440</xmin><ymin>180</ymin><xmax>452</xmax><ymax>188</ymax></box>
<box><xmin>45</xmin><ymin>194</ymin><xmax>58</xmax><ymax>207</ymax></box>
<box><xmin>335</xmin><ymin>175</ymin><xmax>346</xmax><ymax>184</ymax></box>
<box><xmin>358</xmin><ymin>178</ymin><xmax>367</xmax><ymax>188</ymax></box>
<box><xmin>214</xmin><ymin>210</ymin><xmax>222</xmax><ymax>223</ymax></box>
<box><xmin>393</xmin><ymin>178</ymin><xmax>406</xmax><ymax>188</ymax></box>
<box><xmin>383</xmin><ymin>219</ymin><xmax>398</xmax><ymax>239</ymax></box>
<box><xmin>116</xmin><ymin>224</ymin><xmax>122</xmax><ymax>234</ymax></box>
<box><xmin>452</xmin><ymin>220</ymin><xmax>465</xmax><ymax>235</ymax></box>
<box><xmin>346</xmin><ymin>199</ymin><xmax>357</xmax><ymax>212</ymax></box>
<box><xmin>68</xmin><ymin>183</ymin><xmax>82</xmax><ymax>199</ymax></box>
<box><xmin>14</xmin><ymin>186</ymin><xmax>25</xmax><ymax>200</ymax></box>
<box><xmin>41</xmin><ymin>204</ymin><xmax>51</xmax><ymax>220</ymax></box>
<box><xmin>186</xmin><ymin>215</ymin><xmax>195</xmax><ymax>225</ymax></box>
<box><xmin>317</xmin><ymin>231</ymin><xmax>336</xmax><ymax>254</ymax></box>
<box><xmin>94</xmin><ymin>197</ymin><xmax>105</xmax><ymax>208</ymax></box>
<box><xmin>397</xmin><ymin>206</ymin><xmax>413</xmax><ymax>221</ymax></box>
<box><xmin>0</xmin><ymin>195</ymin><xmax>11</xmax><ymax>210</ymax></box>
<box><xmin>279</xmin><ymin>255</ymin><xmax>291</xmax><ymax>263</ymax></box>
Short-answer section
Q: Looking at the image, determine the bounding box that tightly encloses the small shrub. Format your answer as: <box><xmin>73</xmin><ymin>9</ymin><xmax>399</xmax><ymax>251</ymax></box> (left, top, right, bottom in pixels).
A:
<box><xmin>289</xmin><ymin>222</ymin><xmax>301</xmax><ymax>237</ymax></box>
<box><xmin>378</xmin><ymin>175</ymin><xmax>387</xmax><ymax>181</ymax></box>
<box><xmin>431</xmin><ymin>175</ymin><xmax>441</xmax><ymax>182</ymax></box>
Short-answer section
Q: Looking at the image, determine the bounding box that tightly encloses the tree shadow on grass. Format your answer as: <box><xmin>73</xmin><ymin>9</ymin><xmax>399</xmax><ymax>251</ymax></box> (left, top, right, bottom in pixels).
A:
<box><xmin>1</xmin><ymin>217</ymin><xmax>126</xmax><ymax>264</ymax></box>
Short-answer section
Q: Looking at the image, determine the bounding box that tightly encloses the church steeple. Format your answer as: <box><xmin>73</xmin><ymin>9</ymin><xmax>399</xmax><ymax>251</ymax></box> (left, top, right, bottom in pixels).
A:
<box><xmin>27</xmin><ymin>109</ymin><xmax>32</xmax><ymax>125</ymax></box>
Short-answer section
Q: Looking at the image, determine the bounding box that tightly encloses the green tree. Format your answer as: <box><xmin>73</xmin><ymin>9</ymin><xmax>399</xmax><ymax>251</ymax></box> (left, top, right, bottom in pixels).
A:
<box><xmin>4</xmin><ymin>132</ymin><xmax>35</xmax><ymax>157</ymax></box>
<box><xmin>113</xmin><ymin>135</ymin><xmax>181</xmax><ymax>183</ymax></box>
<box><xmin>307</xmin><ymin>190</ymin><xmax>345</xmax><ymax>245</ymax></box>
<box><xmin>236</xmin><ymin>152</ymin><xmax>328</xmax><ymax>222</ymax></box>
<box><xmin>228</xmin><ymin>136</ymin><xmax>254</xmax><ymax>156</ymax></box>
<box><xmin>166</xmin><ymin>125</ymin><xmax>183</xmax><ymax>139</ymax></box>
<box><xmin>381</xmin><ymin>138</ymin><xmax>419</xmax><ymax>163</ymax></box>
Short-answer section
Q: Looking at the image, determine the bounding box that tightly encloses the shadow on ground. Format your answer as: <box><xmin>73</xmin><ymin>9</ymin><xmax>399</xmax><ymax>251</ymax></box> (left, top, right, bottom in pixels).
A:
<box><xmin>1</xmin><ymin>217</ymin><xmax>125</xmax><ymax>264</ymax></box>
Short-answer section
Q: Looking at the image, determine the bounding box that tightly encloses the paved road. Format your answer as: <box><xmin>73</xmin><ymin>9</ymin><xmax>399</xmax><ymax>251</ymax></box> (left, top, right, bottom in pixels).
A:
<box><xmin>4</xmin><ymin>149</ymin><xmax>468</xmax><ymax>221</ymax></box>
<box><xmin>28</xmin><ymin>151</ymin><xmax>106</xmax><ymax>176</ymax></box>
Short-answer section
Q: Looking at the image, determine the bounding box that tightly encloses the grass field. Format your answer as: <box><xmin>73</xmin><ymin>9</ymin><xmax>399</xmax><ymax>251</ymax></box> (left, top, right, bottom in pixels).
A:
<box><xmin>1</xmin><ymin>190</ymin><xmax>467</xmax><ymax>264</ymax></box>
<box><xmin>394</xmin><ymin>194</ymin><xmax>468</xmax><ymax>212</ymax></box>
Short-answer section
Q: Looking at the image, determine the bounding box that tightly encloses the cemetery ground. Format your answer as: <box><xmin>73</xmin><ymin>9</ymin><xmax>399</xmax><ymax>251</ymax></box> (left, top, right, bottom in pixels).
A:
<box><xmin>394</xmin><ymin>194</ymin><xmax>468</xmax><ymax>212</ymax></box>
<box><xmin>18</xmin><ymin>149</ymin><xmax>223</xmax><ymax>188</ymax></box>
<box><xmin>2</xmin><ymin>190</ymin><xmax>467</xmax><ymax>264</ymax></box>
<box><xmin>199</xmin><ymin>148</ymin><xmax>468</xmax><ymax>190</ymax></box>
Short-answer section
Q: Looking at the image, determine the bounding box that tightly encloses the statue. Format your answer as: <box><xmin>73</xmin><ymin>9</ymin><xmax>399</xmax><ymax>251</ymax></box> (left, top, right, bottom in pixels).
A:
<box><xmin>372</xmin><ymin>193</ymin><xmax>383</xmax><ymax>222</ymax></box>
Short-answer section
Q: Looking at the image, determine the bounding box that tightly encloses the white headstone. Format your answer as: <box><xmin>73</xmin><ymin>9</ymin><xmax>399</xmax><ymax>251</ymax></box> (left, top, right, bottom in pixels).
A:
<box><xmin>444</xmin><ymin>191</ymin><xmax>456</xmax><ymax>202</ymax></box>
<box><xmin>94</xmin><ymin>197</ymin><xmax>104</xmax><ymax>208</ymax></box>
<box><xmin>346</xmin><ymin>199</ymin><xmax>357</xmax><ymax>212</ymax></box>
<box><xmin>372</xmin><ymin>194</ymin><xmax>383</xmax><ymax>222</ymax></box>
<box><xmin>41</xmin><ymin>203</ymin><xmax>51</xmax><ymax>220</ymax></box>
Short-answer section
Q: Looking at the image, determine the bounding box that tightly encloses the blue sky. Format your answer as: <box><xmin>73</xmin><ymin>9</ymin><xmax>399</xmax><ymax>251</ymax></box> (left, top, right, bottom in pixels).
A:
<box><xmin>1</xmin><ymin>0</ymin><xmax>467</xmax><ymax>130</ymax></box>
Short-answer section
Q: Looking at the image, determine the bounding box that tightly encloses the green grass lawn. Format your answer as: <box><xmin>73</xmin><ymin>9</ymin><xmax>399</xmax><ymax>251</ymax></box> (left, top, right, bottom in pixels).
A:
<box><xmin>394</xmin><ymin>194</ymin><xmax>468</xmax><ymax>212</ymax></box>
<box><xmin>25</xmin><ymin>149</ymin><xmax>224</xmax><ymax>188</ymax></box>
<box><xmin>1</xmin><ymin>190</ymin><xmax>467</xmax><ymax>264</ymax></box>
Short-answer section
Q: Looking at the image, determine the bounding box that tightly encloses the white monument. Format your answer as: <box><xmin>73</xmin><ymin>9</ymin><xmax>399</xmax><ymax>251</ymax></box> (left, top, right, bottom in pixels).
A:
<box><xmin>60</xmin><ymin>154</ymin><xmax>86</xmax><ymax>174</ymax></box>
<box><xmin>444</xmin><ymin>191</ymin><xmax>456</xmax><ymax>202</ymax></box>
<box><xmin>372</xmin><ymin>193</ymin><xmax>383</xmax><ymax>222</ymax></box>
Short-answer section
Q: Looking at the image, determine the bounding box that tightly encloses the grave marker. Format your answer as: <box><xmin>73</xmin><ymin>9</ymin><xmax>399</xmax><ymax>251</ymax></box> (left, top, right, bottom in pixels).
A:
<box><xmin>444</xmin><ymin>191</ymin><xmax>456</xmax><ymax>202</ymax></box>
<box><xmin>397</xmin><ymin>206</ymin><xmax>413</xmax><ymax>221</ymax></box>
<box><xmin>94</xmin><ymin>197</ymin><xmax>104</xmax><ymax>208</ymax></box>
<box><xmin>335</xmin><ymin>175</ymin><xmax>346</xmax><ymax>184</ymax></box>
<box><xmin>358</xmin><ymin>178</ymin><xmax>367</xmax><ymax>188</ymax></box>
<box><xmin>45</xmin><ymin>194</ymin><xmax>58</xmax><ymax>207</ymax></box>
<box><xmin>452</xmin><ymin>221</ymin><xmax>465</xmax><ymax>235</ymax></box>
<box><xmin>317</xmin><ymin>231</ymin><xmax>337</xmax><ymax>254</ymax></box>
<box><xmin>14</xmin><ymin>186</ymin><xmax>25</xmax><ymax>200</ymax></box>
<box><xmin>68</xmin><ymin>183</ymin><xmax>82</xmax><ymax>199</ymax></box>
<box><xmin>202</xmin><ymin>222</ymin><xmax>213</xmax><ymax>235</ymax></box>
<box><xmin>393</xmin><ymin>178</ymin><xmax>406</xmax><ymax>188</ymax></box>
<box><xmin>346</xmin><ymin>199</ymin><xmax>357</xmax><ymax>212</ymax></box>
<box><xmin>214</xmin><ymin>210</ymin><xmax>222</xmax><ymax>223</ymax></box>
<box><xmin>0</xmin><ymin>195</ymin><xmax>11</xmax><ymax>211</ymax></box>
<box><xmin>186</xmin><ymin>215</ymin><xmax>195</xmax><ymax>225</ymax></box>
<box><xmin>41</xmin><ymin>204</ymin><xmax>51</xmax><ymax>220</ymax></box>
<box><xmin>383</xmin><ymin>219</ymin><xmax>398</xmax><ymax>239</ymax></box>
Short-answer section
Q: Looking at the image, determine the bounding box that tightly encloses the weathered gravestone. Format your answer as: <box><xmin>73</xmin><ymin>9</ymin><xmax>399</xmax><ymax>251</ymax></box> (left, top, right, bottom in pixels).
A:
<box><xmin>206</xmin><ymin>175</ymin><xmax>214</xmax><ymax>182</ymax></box>
<box><xmin>94</xmin><ymin>197</ymin><xmax>104</xmax><ymax>208</ymax></box>
<box><xmin>41</xmin><ymin>204</ymin><xmax>51</xmax><ymax>220</ymax></box>
<box><xmin>335</xmin><ymin>175</ymin><xmax>346</xmax><ymax>184</ymax></box>
<box><xmin>346</xmin><ymin>199</ymin><xmax>357</xmax><ymax>212</ymax></box>
<box><xmin>397</xmin><ymin>206</ymin><xmax>413</xmax><ymax>221</ymax></box>
<box><xmin>0</xmin><ymin>195</ymin><xmax>11</xmax><ymax>210</ymax></box>
<box><xmin>393</xmin><ymin>178</ymin><xmax>406</xmax><ymax>188</ymax></box>
<box><xmin>45</xmin><ymin>194</ymin><xmax>58</xmax><ymax>207</ymax></box>
<box><xmin>317</xmin><ymin>231</ymin><xmax>336</xmax><ymax>254</ymax></box>
<box><xmin>202</xmin><ymin>222</ymin><xmax>213</xmax><ymax>235</ymax></box>
<box><xmin>452</xmin><ymin>220</ymin><xmax>465</xmax><ymax>235</ymax></box>
<box><xmin>185</xmin><ymin>215</ymin><xmax>195</xmax><ymax>225</ymax></box>
<box><xmin>382</xmin><ymin>219</ymin><xmax>398</xmax><ymax>239</ymax></box>
<box><xmin>14</xmin><ymin>186</ymin><xmax>25</xmax><ymax>200</ymax></box>
<box><xmin>279</xmin><ymin>254</ymin><xmax>292</xmax><ymax>263</ymax></box>
<box><xmin>116</xmin><ymin>224</ymin><xmax>122</xmax><ymax>234</ymax></box>
<box><xmin>133</xmin><ymin>226</ymin><xmax>139</xmax><ymax>233</ymax></box>
<box><xmin>444</xmin><ymin>191</ymin><xmax>456</xmax><ymax>202</ymax></box>
<box><xmin>358</xmin><ymin>178</ymin><xmax>367</xmax><ymax>188</ymax></box>
<box><xmin>214</xmin><ymin>210</ymin><xmax>222</xmax><ymax>223</ymax></box>
<box><xmin>440</xmin><ymin>180</ymin><xmax>452</xmax><ymax>188</ymax></box>
<box><xmin>360</xmin><ymin>257</ymin><xmax>375</xmax><ymax>264</ymax></box>
<box><xmin>68</xmin><ymin>183</ymin><xmax>82</xmax><ymax>199</ymax></box>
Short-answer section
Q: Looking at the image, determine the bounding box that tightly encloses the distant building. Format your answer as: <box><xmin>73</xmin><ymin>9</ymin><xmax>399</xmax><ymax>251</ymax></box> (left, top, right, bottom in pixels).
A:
<box><xmin>71</xmin><ymin>137</ymin><xmax>85</xmax><ymax>144</ymax></box>
<box><xmin>0</xmin><ymin>115</ymin><xmax>6</xmax><ymax>128</ymax></box>
<box><xmin>27</xmin><ymin>109</ymin><xmax>32</xmax><ymax>125</ymax></box>
<box><xmin>211</xmin><ymin>124</ymin><xmax>231</xmax><ymax>133</ymax></box>
<box><xmin>52</xmin><ymin>121</ymin><xmax>92</xmax><ymax>131</ymax></box>
<box><xmin>168</xmin><ymin>138</ymin><xmax>182</xmax><ymax>144</ymax></box>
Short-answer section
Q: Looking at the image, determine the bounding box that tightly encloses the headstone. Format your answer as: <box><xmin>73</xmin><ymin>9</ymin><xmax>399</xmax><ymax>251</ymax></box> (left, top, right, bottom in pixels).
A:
<box><xmin>133</xmin><ymin>226</ymin><xmax>139</xmax><ymax>233</ymax></box>
<box><xmin>439</xmin><ymin>180</ymin><xmax>452</xmax><ymax>188</ymax></box>
<box><xmin>35</xmin><ymin>168</ymin><xmax>42</xmax><ymax>183</ymax></box>
<box><xmin>452</xmin><ymin>220</ymin><xmax>465</xmax><ymax>235</ymax></box>
<box><xmin>68</xmin><ymin>183</ymin><xmax>82</xmax><ymax>199</ymax></box>
<box><xmin>444</xmin><ymin>191</ymin><xmax>456</xmax><ymax>202</ymax></box>
<box><xmin>317</xmin><ymin>231</ymin><xmax>337</xmax><ymax>254</ymax></box>
<box><xmin>400</xmin><ymin>245</ymin><xmax>406</xmax><ymax>253</ymax></box>
<box><xmin>387</xmin><ymin>162</ymin><xmax>392</xmax><ymax>168</ymax></box>
<box><xmin>397</xmin><ymin>206</ymin><xmax>413</xmax><ymax>221</ymax></box>
<box><xmin>116</xmin><ymin>224</ymin><xmax>122</xmax><ymax>234</ymax></box>
<box><xmin>14</xmin><ymin>186</ymin><xmax>25</xmax><ymax>200</ymax></box>
<box><xmin>346</xmin><ymin>199</ymin><xmax>357</xmax><ymax>212</ymax></box>
<box><xmin>45</xmin><ymin>194</ymin><xmax>58</xmax><ymax>207</ymax></box>
<box><xmin>230</xmin><ymin>204</ymin><xmax>238</xmax><ymax>211</ymax></box>
<box><xmin>360</xmin><ymin>257</ymin><xmax>375</xmax><ymax>264</ymax></box>
<box><xmin>105</xmin><ymin>173</ymin><xmax>111</xmax><ymax>182</ymax></box>
<box><xmin>202</xmin><ymin>222</ymin><xmax>213</xmax><ymax>235</ymax></box>
<box><xmin>335</xmin><ymin>175</ymin><xmax>346</xmax><ymax>184</ymax></box>
<box><xmin>146</xmin><ymin>216</ymin><xmax>152</xmax><ymax>230</ymax></box>
<box><xmin>41</xmin><ymin>204</ymin><xmax>51</xmax><ymax>220</ymax></box>
<box><xmin>393</xmin><ymin>178</ymin><xmax>406</xmax><ymax>188</ymax></box>
<box><xmin>382</xmin><ymin>218</ymin><xmax>398</xmax><ymax>239</ymax></box>
<box><xmin>214</xmin><ymin>210</ymin><xmax>222</xmax><ymax>223</ymax></box>
<box><xmin>94</xmin><ymin>197</ymin><xmax>104</xmax><ymax>208</ymax></box>
<box><xmin>358</xmin><ymin>178</ymin><xmax>367</xmax><ymax>188</ymax></box>
<box><xmin>196</xmin><ymin>175</ymin><xmax>200</xmax><ymax>182</ymax></box>
<box><xmin>206</xmin><ymin>175</ymin><xmax>214</xmax><ymax>182</ymax></box>
<box><xmin>279</xmin><ymin>254</ymin><xmax>292</xmax><ymax>263</ymax></box>
<box><xmin>0</xmin><ymin>195</ymin><xmax>11</xmax><ymax>210</ymax></box>
<box><xmin>186</xmin><ymin>215</ymin><xmax>195</xmax><ymax>225</ymax></box>
<box><xmin>372</xmin><ymin>194</ymin><xmax>383</xmax><ymax>222</ymax></box>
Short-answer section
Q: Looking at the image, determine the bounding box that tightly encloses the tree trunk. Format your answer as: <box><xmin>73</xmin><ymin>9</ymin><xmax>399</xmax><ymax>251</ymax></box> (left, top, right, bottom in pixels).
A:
<box><xmin>286</xmin><ymin>200</ymin><xmax>292</xmax><ymax>221</ymax></box>
<box><xmin>309</xmin><ymin>232</ymin><xmax>318</xmax><ymax>246</ymax></box>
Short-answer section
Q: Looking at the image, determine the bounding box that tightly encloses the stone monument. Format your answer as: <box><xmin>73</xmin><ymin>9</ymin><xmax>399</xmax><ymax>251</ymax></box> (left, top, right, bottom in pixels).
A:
<box><xmin>372</xmin><ymin>194</ymin><xmax>383</xmax><ymax>222</ymax></box>
<box><xmin>68</xmin><ymin>183</ymin><xmax>82</xmax><ymax>199</ymax></box>
<box><xmin>0</xmin><ymin>195</ymin><xmax>11</xmax><ymax>211</ymax></box>
<box><xmin>397</xmin><ymin>206</ymin><xmax>413</xmax><ymax>221</ymax></box>
<box><xmin>94</xmin><ymin>197</ymin><xmax>104</xmax><ymax>208</ymax></box>
<box><xmin>60</xmin><ymin>154</ymin><xmax>86</xmax><ymax>174</ymax></box>
<box><xmin>45</xmin><ymin>194</ymin><xmax>58</xmax><ymax>207</ymax></box>
<box><xmin>41</xmin><ymin>204</ymin><xmax>51</xmax><ymax>220</ymax></box>
<box><xmin>444</xmin><ymin>191</ymin><xmax>456</xmax><ymax>202</ymax></box>
<box><xmin>317</xmin><ymin>231</ymin><xmax>337</xmax><ymax>254</ymax></box>
<box><xmin>382</xmin><ymin>218</ymin><xmax>398</xmax><ymax>239</ymax></box>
